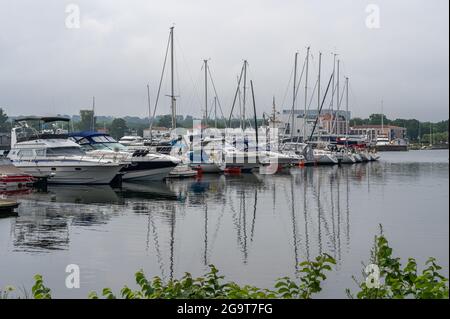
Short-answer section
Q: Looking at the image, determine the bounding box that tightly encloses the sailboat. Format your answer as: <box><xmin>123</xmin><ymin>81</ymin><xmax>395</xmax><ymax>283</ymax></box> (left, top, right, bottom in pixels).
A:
<box><xmin>151</xmin><ymin>26</ymin><xmax>198</xmax><ymax>178</ymax></box>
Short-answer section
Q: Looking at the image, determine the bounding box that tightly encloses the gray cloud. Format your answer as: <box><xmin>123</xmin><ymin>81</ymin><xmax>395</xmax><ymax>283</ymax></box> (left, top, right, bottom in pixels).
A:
<box><xmin>0</xmin><ymin>0</ymin><xmax>448</xmax><ymax>121</ymax></box>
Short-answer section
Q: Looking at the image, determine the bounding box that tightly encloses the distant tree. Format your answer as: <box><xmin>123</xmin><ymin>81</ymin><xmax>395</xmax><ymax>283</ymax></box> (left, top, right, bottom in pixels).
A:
<box><xmin>77</xmin><ymin>110</ymin><xmax>96</xmax><ymax>131</ymax></box>
<box><xmin>157</xmin><ymin>115</ymin><xmax>173</xmax><ymax>128</ymax></box>
<box><xmin>109</xmin><ymin>118</ymin><xmax>128</xmax><ymax>140</ymax></box>
<box><xmin>368</xmin><ymin>113</ymin><xmax>389</xmax><ymax>125</ymax></box>
<box><xmin>0</xmin><ymin>108</ymin><xmax>9</xmax><ymax>133</ymax></box>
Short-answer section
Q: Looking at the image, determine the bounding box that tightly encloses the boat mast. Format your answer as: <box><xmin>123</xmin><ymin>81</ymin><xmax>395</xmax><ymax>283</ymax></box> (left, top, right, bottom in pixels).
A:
<box><xmin>170</xmin><ymin>26</ymin><xmax>176</xmax><ymax>130</ymax></box>
<box><xmin>291</xmin><ymin>52</ymin><xmax>298</xmax><ymax>140</ymax></box>
<box><xmin>345</xmin><ymin>77</ymin><xmax>349</xmax><ymax>141</ymax></box>
<box><xmin>250</xmin><ymin>80</ymin><xmax>258</xmax><ymax>149</ymax></box>
<box><xmin>303</xmin><ymin>47</ymin><xmax>310</xmax><ymax>142</ymax></box>
<box><xmin>214</xmin><ymin>97</ymin><xmax>217</xmax><ymax>129</ymax></box>
<box><xmin>381</xmin><ymin>99</ymin><xmax>384</xmax><ymax>140</ymax></box>
<box><xmin>204</xmin><ymin>59</ymin><xmax>208</xmax><ymax>127</ymax></box>
<box><xmin>242</xmin><ymin>60</ymin><xmax>248</xmax><ymax>130</ymax></box>
<box><xmin>331</xmin><ymin>53</ymin><xmax>337</xmax><ymax>111</ymax></box>
<box><xmin>335</xmin><ymin>59</ymin><xmax>340</xmax><ymax>135</ymax></box>
<box><xmin>316</xmin><ymin>52</ymin><xmax>322</xmax><ymax>142</ymax></box>
<box><xmin>147</xmin><ymin>84</ymin><xmax>151</xmax><ymax>131</ymax></box>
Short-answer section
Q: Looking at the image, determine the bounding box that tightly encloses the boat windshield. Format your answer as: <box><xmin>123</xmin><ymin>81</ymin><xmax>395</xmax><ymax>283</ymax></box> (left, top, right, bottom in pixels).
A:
<box><xmin>46</xmin><ymin>147</ymin><xmax>85</xmax><ymax>157</ymax></box>
<box><xmin>91</xmin><ymin>143</ymin><xmax>126</xmax><ymax>151</ymax></box>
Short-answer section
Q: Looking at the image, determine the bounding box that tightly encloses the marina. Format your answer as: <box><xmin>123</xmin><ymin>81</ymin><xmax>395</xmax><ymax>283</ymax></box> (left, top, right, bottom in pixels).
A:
<box><xmin>0</xmin><ymin>0</ymin><xmax>448</xmax><ymax>303</ymax></box>
<box><xmin>0</xmin><ymin>150</ymin><xmax>447</xmax><ymax>298</ymax></box>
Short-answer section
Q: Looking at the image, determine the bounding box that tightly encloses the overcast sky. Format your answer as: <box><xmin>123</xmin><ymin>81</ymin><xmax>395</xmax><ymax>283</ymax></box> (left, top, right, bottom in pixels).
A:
<box><xmin>0</xmin><ymin>0</ymin><xmax>448</xmax><ymax>121</ymax></box>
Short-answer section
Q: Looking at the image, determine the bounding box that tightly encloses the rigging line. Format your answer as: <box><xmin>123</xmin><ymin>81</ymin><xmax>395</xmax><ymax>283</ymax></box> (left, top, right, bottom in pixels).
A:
<box><xmin>330</xmin><ymin>84</ymin><xmax>347</xmax><ymax>134</ymax></box>
<box><xmin>207</xmin><ymin>64</ymin><xmax>227</xmax><ymax>124</ymax></box>
<box><xmin>150</xmin><ymin>31</ymin><xmax>171</xmax><ymax>133</ymax></box>
<box><xmin>228</xmin><ymin>64</ymin><xmax>246</xmax><ymax>127</ymax></box>
<box><xmin>175</xmin><ymin>36</ymin><xmax>203</xmax><ymax>114</ymax></box>
<box><xmin>174</xmin><ymin>47</ymin><xmax>182</xmax><ymax>112</ymax></box>
<box><xmin>184</xmin><ymin>65</ymin><xmax>204</xmax><ymax>120</ymax></box>
<box><xmin>307</xmin><ymin>77</ymin><xmax>319</xmax><ymax>111</ymax></box>
<box><xmin>283</xmin><ymin>57</ymin><xmax>307</xmax><ymax>136</ymax></box>
<box><xmin>308</xmin><ymin>71</ymin><xmax>334</xmax><ymax>141</ymax></box>
<box><xmin>280</xmin><ymin>61</ymin><xmax>295</xmax><ymax>112</ymax></box>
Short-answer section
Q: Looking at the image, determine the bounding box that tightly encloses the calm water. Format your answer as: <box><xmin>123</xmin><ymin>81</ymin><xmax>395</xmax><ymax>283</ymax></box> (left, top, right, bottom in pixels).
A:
<box><xmin>1</xmin><ymin>150</ymin><xmax>448</xmax><ymax>298</ymax></box>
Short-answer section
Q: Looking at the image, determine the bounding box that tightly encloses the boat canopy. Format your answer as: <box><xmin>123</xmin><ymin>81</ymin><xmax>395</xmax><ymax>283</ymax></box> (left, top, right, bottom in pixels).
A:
<box><xmin>14</xmin><ymin>116</ymin><xmax>71</xmax><ymax>123</ymax></box>
<box><xmin>69</xmin><ymin>131</ymin><xmax>117</xmax><ymax>144</ymax></box>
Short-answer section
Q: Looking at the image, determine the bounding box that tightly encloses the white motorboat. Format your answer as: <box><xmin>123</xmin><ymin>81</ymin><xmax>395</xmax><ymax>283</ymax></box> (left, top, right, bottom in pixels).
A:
<box><xmin>119</xmin><ymin>135</ymin><xmax>145</xmax><ymax>147</ymax></box>
<box><xmin>8</xmin><ymin>117</ymin><xmax>123</xmax><ymax>184</ymax></box>
<box><xmin>69</xmin><ymin>132</ymin><xmax>180</xmax><ymax>181</ymax></box>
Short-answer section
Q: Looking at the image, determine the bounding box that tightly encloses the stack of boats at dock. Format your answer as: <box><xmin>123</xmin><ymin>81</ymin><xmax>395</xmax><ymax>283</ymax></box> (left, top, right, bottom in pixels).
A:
<box><xmin>1</xmin><ymin>116</ymin><xmax>380</xmax><ymax>186</ymax></box>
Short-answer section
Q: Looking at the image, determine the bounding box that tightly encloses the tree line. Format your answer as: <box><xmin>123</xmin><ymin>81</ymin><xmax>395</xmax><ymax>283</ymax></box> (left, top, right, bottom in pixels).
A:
<box><xmin>1</xmin><ymin>108</ymin><xmax>448</xmax><ymax>143</ymax></box>
<box><xmin>350</xmin><ymin>114</ymin><xmax>448</xmax><ymax>143</ymax></box>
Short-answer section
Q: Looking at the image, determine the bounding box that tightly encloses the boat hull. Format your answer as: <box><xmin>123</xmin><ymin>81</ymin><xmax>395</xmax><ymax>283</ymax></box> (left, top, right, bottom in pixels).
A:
<box><xmin>11</xmin><ymin>162</ymin><xmax>122</xmax><ymax>184</ymax></box>
<box><xmin>121</xmin><ymin>160</ymin><xmax>178</xmax><ymax>181</ymax></box>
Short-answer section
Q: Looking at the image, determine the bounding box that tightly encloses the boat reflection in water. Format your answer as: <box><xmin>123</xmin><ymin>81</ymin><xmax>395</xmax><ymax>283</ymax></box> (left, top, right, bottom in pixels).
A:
<box><xmin>7</xmin><ymin>165</ymin><xmax>364</xmax><ymax>271</ymax></box>
<box><xmin>3</xmin><ymin>153</ymin><xmax>447</xmax><ymax>297</ymax></box>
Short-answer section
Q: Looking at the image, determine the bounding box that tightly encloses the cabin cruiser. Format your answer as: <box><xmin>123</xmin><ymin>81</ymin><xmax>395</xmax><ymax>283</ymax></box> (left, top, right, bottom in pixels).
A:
<box><xmin>69</xmin><ymin>132</ymin><xmax>180</xmax><ymax>181</ymax></box>
<box><xmin>8</xmin><ymin>117</ymin><xmax>124</xmax><ymax>184</ymax></box>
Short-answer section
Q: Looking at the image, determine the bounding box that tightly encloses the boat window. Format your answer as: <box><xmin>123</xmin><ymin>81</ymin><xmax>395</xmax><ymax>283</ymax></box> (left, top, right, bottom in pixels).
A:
<box><xmin>17</xmin><ymin>149</ymin><xmax>34</xmax><ymax>157</ymax></box>
<box><xmin>92</xmin><ymin>136</ymin><xmax>112</xmax><ymax>143</ymax></box>
<box><xmin>35</xmin><ymin>149</ymin><xmax>45</xmax><ymax>156</ymax></box>
<box><xmin>92</xmin><ymin>142</ymin><xmax>126</xmax><ymax>151</ymax></box>
<box><xmin>77</xmin><ymin>138</ymin><xmax>91</xmax><ymax>145</ymax></box>
<box><xmin>46</xmin><ymin>147</ymin><xmax>85</xmax><ymax>157</ymax></box>
<box><xmin>106</xmin><ymin>136</ymin><xmax>117</xmax><ymax>142</ymax></box>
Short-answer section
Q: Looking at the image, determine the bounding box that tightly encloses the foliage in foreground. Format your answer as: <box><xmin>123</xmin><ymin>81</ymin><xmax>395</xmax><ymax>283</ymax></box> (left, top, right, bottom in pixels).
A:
<box><xmin>1</xmin><ymin>230</ymin><xmax>448</xmax><ymax>299</ymax></box>
<box><xmin>347</xmin><ymin>227</ymin><xmax>449</xmax><ymax>299</ymax></box>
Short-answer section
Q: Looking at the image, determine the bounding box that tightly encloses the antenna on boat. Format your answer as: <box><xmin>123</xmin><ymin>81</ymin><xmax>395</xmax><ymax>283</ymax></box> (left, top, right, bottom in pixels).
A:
<box><xmin>92</xmin><ymin>96</ymin><xmax>95</xmax><ymax>131</ymax></box>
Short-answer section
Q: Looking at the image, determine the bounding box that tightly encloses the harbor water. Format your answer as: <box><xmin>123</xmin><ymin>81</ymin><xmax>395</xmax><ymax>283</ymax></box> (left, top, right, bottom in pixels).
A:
<box><xmin>0</xmin><ymin>150</ymin><xmax>448</xmax><ymax>298</ymax></box>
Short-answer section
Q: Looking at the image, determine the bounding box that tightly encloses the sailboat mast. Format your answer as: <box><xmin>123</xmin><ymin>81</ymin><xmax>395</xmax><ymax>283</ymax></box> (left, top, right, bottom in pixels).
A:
<box><xmin>303</xmin><ymin>47</ymin><xmax>310</xmax><ymax>141</ymax></box>
<box><xmin>291</xmin><ymin>52</ymin><xmax>298</xmax><ymax>139</ymax></box>
<box><xmin>147</xmin><ymin>84</ymin><xmax>151</xmax><ymax>128</ymax></box>
<box><xmin>214</xmin><ymin>97</ymin><xmax>217</xmax><ymax>129</ymax></box>
<box><xmin>316</xmin><ymin>52</ymin><xmax>322</xmax><ymax>142</ymax></box>
<box><xmin>242</xmin><ymin>60</ymin><xmax>248</xmax><ymax>130</ymax></box>
<box><xmin>204</xmin><ymin>59</ymin><xmax>208</xmax><ymax>126</ymax></box>
<box><xmin>331</xmin><ymin>53</ymin><xmax>337</xmax><ymax>111</ymax></box>
<box><xmin>345</xmin><ymin>77</ymin><xmax>349</xmax><ymax>142</ymax></box>
<box><xmin>336</xmin><ymin>59</ymin><xmax>340</xmax><ymax>135</ymax></box>
<box><xmin>170</xmin><ymin>26</ymin><xmax>176</xmax><ymax>130</ymax></box>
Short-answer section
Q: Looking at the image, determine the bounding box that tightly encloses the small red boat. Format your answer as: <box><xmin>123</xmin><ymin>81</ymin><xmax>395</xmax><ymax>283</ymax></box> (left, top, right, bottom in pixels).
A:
<box><xmin>1</xmin><ymin>159</ymin><xmax>35</xmax><ymax>189</ymax></box>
